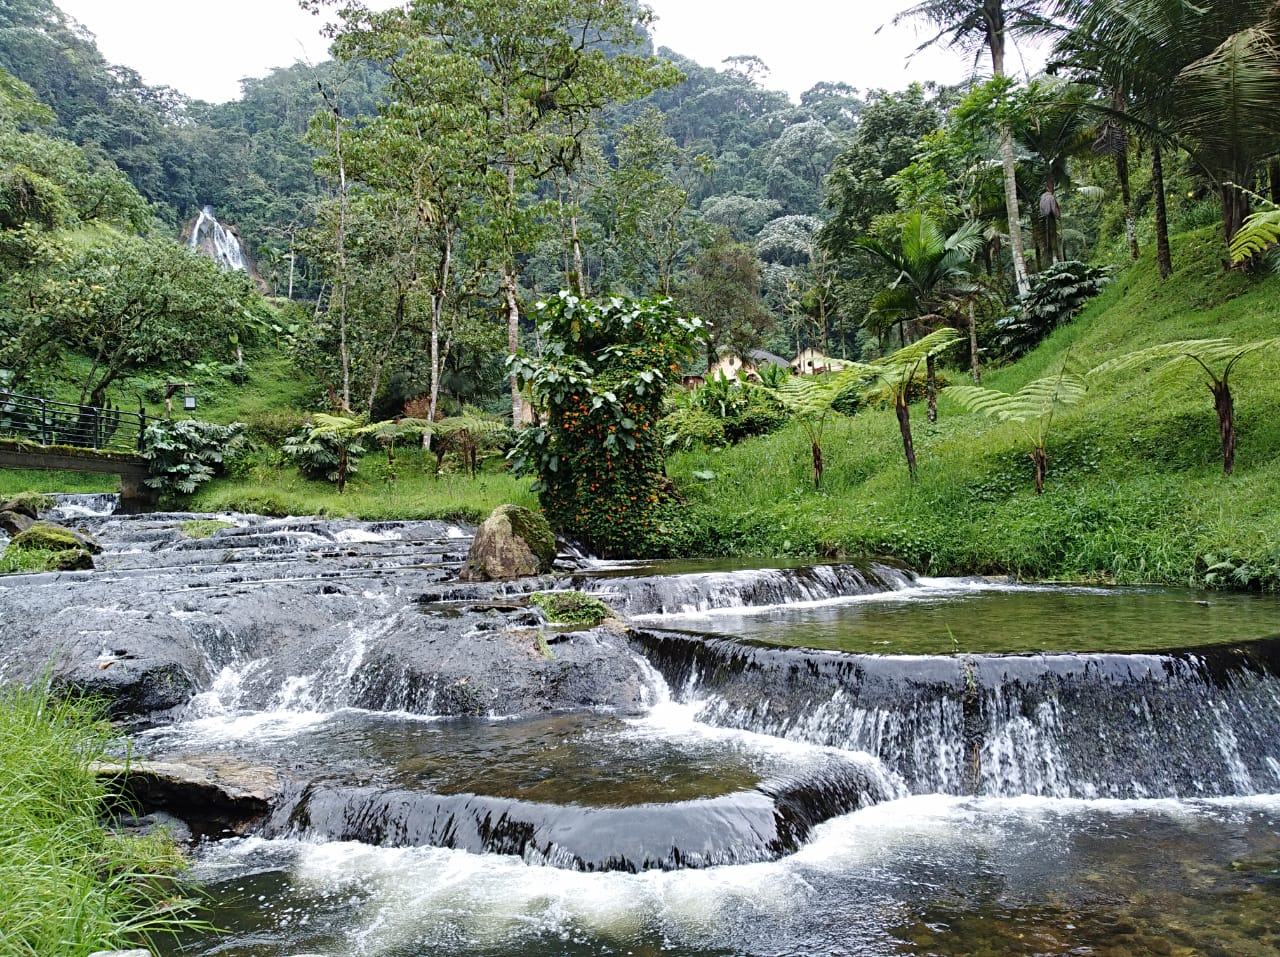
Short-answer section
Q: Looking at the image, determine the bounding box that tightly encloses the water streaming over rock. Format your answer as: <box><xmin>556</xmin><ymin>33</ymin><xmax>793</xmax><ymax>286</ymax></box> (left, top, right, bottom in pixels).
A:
<box><xmin>630</xmin><ymin>629</ymin><xmax>1280</xmax><ymax>799</ymax></box>
<box><xmin>187</xmin><ymin>204</ymin><xmax>249</xmax><ymax>273</ymax></box>
<box><xmin>4</xmin><ymin>509</ymin><xmax>1280</xmax><ymax>954</ymax></box>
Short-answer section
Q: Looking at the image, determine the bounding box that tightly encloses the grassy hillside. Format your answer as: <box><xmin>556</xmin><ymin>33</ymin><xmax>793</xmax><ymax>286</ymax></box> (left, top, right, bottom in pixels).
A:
<box><xmin>667</xmin><ymin>229</ymin><xmax>1280</xmax><ymax>591</ymax></box>
<box><xmin>5</xmin><ymin>227</ymin><xmax>1278</xmax><ymax>589</ymax></box>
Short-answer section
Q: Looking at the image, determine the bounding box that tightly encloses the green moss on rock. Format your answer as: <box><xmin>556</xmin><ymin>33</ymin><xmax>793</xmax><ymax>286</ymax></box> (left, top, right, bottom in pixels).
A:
<box><xmin>0</xmin><ymin>492</ymin><xmax>55</xmax><ymax>518</ymax></box>
<box><xmin>502</xmin><ymin>505</ymin><xmax>556</xmax><ymax>565</ymax></box>
<box><xmin>459</xmin><ymin>505</ymin><xmax>556</xmax><ymax>581</ymax></box>
<box><xmin>12</xmin><ymin>522</ymin><xmax>83</xmax><ymax>552</ymax></box>
<box><xmin>530</xmin><ymin>591</ymin><xmax>613</xmax><ymax>626</ymax></box>
<box><xmin>180</xmin><ymin>520</ymin><xmax>235</xmax><ymax>539</ymax></box>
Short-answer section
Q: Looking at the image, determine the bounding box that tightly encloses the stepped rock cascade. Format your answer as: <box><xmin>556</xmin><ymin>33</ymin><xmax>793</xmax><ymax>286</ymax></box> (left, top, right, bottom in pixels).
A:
<box><xmin>569</xmin><ymin>560</ymin><xmax>917</xmax><ymax>617</ymax></box>
<box><xmin>187</xmin><ymin>205</ymin><xmax>249</xmax><ymax>273</ymax></box>
<box><xmin>2</xmin><ymin>507</ymin><xmax>1280</xmax><ymax>955</ymax></box>
<box><xmin>631</xmin><ymin>629</ymin><xmax>1280</xmax><ymax>799</ymax></box>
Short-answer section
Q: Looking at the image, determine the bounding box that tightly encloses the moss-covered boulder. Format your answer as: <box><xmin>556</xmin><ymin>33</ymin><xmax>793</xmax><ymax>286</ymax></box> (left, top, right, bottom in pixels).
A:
<box><xmin>0</xmin><ymin>493</ymin><xmax>54</xmax><ymax>520</ymax></box>
<box><xmin>12</xmin><ymin>521</ymin><xmax>102</xmax><ymax>555</ymax></box>
<box><xmin>0</xmin><ymin>509</ymin><xmax>34</xmax><ymax>537</ymax></box>
<box><xmin>459</xmin><ymin>505</ymin><xmax>556</xmax><ymax>581</ymax></box>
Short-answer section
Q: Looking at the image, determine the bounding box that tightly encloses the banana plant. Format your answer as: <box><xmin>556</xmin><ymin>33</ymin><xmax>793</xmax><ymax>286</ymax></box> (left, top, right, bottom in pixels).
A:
<box><xmin>946</xmin><ymin>368</ymin><xmax>1088</xmax><ymax>493</ymax></box>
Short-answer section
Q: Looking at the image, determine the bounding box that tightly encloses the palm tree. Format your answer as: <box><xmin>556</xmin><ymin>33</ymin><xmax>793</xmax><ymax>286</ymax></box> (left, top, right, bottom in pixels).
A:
<box><xmin>893</xmin><ymin>0</ymin><xmax>1055</xmax><ymax>297</ymax></box>
<box><xmin>856</xmin><ymin>211</ymin><xmax>984</xmax><ymax>422</ymax></box>
<box><xmin>1051</xmin><ymin>0</ymin><xmax>1280</xmax><ymax>269</ymax></box>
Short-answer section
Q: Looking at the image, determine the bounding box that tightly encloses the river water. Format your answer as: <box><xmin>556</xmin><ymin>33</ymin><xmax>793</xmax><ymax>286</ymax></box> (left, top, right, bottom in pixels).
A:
<box><xmin>26</xmin><ymin>499</ymin><xmax>1278</xmax><ymax>957</ymax></box>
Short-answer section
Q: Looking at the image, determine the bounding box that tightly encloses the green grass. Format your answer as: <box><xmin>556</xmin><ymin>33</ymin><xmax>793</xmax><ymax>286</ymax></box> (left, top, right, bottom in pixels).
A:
<box><xmin>668</xmin><ymin>228</ymin><xmax>1280</xmax><ymax>591</ymax></box>
<box><xmin>0</xmin><ymin>679</ymin><xmax>202</xmax><ymax>955</ymax></box>
<box><xmin>0</xmin><ymin>471</ymin><xmax>117</xmax><ymax>497</ymax></box>
<box><xmin>189</xmin><ymin>445</ymin><xmax>538</xmax><ymax>523</ymax></box>
<box><xmin>179</xmin><ymin>520</ymin><xmax>234</xmax><ymax>539</ymax></box>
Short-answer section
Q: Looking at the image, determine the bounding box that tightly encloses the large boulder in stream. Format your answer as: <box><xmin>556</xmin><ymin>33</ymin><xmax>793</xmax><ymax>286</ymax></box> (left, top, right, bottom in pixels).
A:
<box><xmin>459</xmin><ymin>505</ymin><xmax>556</xmax><ymax>581</ymax></box>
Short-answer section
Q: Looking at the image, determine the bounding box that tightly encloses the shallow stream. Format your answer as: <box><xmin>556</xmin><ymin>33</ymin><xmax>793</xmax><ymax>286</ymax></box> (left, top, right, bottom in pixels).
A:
<box><xmin>18</xmin><ymin>498</ymin><xmax>1279</xmax><ymax>957</ymax></box>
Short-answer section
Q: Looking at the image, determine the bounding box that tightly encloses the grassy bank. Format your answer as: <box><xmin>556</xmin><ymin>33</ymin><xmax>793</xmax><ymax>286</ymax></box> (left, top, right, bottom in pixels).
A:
<box><xmin>668</xmin><ymin>230</ymin><xmax>1280</xmax><ymax>590</ymax></box>
<box><xmin>0</xmin><ymin>681</ymin><xmax>198</xmax><ymax>955</ymax></box>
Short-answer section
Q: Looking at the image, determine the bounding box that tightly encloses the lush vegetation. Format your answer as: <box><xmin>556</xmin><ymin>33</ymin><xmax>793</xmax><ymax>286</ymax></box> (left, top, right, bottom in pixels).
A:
<box><xmin>0</xmin><ymin>679</ymin><xmax>200</xmax><ymax>954</ymax></box>
<box><xmin>669</xmin><ymin>230</ymin><xmax>1280</xmax><ymax>591</ymax></box>
<box><xmin>2</xmin><ymin>0</ymin><xmax>1280</xmax><ymax>592</ymax></box>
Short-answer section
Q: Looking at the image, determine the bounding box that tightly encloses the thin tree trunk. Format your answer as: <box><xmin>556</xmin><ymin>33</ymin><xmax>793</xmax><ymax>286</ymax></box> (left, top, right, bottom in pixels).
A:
<box><xmin>926</xmin><ymin>353</ymin><xmax>938</xmax><ymax>424</ymax></box>
<box><xmin>1212</xmin><ymin>379</ymin><xmax>1235</xmax><ymax>475</ymax></box>
<box><xmin>989</xmin><ymin>28</ymin><xmax>1030</xmax><ymax>297</ymax></box>
<box><xmin>1031</xmin><ymin>445</ymin><xmax>1047</xmax><ymax>494</ymax></box>
<box><xmin>895</xmin><ymin>396</ymin><xmax>917</xmax><ymax>480</ymax></box>
<box><xmin>1221</xmin><ymin>184</ymin><xmax>1250</xmax><ymax>248</ymax></box>
<box><xmin>968</xmin><ymin>299</ymin><xmax>981</xmax><ymax>384</ymax></box>
<box><xmin>999</xmin><ymin>129</ymin><xmax>1031</xmax><ymax>297</ymax></box>
<box><xmin>1117</xmin><ymin>139</ymin><xmax>1139</xmax><ymax>261</ymax></box>
<box><xmin>1152</xmin><ymin>139</ymin><xmax>1172</xmax><ymax>280</ymax></box>
<box><xmin>811</xmin><ymin>440</ymin><xmax>823</xmax><ymax>490</ymax></box>
<box><xmin>504</xmin><ymin>265</ymin><xmax>523</xmax><ymax>426</ymax></box>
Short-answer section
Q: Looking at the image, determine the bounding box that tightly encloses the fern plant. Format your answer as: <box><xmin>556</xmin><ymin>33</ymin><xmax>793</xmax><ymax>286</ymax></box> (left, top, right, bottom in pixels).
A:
<box><xmin>1091</xmin><ymin>338</ymin><xmax>1280</xmax><ymax>475</ymax></box>
<box><xmin>860</xmin><ymin>327</ymin><xmax>963</xmax><ymax>480</ymax></box>
<box><xmin>282</xmin><ymin>414</ymin><xmax>367</xmax><ymax>493</ymax></box>
<box><xmin>775</xmin><ymin>374</ymin><xmax>850</xmax><ymax>489</ymax></box>
<box><xmin>946</xmin><ymin>370</ymin><xmax>1087</xmax><ymax>493</ymax></box>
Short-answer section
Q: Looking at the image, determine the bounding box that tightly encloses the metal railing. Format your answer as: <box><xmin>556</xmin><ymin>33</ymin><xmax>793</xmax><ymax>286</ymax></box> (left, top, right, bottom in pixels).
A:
<box><xmin>0</xmin><ymin>391</ymin><xmax>146</xmax><ymax>454</ymax></box>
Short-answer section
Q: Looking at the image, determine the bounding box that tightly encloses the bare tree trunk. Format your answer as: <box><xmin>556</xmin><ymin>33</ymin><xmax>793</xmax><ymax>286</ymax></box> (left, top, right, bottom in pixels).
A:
<box><xmin>895</xmin><ymin>397</ymin><xmax>917</xmax><ymax>480</ymax></box>
<box><xmin>926</xmin><ymin>353</ymin><xmax>938</xmax><ymax>424</ymax></box>
<box><xmin>1152</xmin><ymin>139</ymin><xmax>1172</xmax><ymax>280</ymax></box>
<box><xmin>990</xmin><ymin>27</ymin><xmax>1030</xmax><ymax>297</ymax></box>
<box><xmin>1212</xmin><ymin>379</ymin><xmax>1235</xmax><ymax>475</ymax></box>
<box><xmin>968</xmin><ymin>299</ymin><xmax>981</xmax><ymax>384</ymax></box>
<box><xmin>1117</xmin><ymin>137</ymin><xmax>1139</xmax><ymax>261</ymax></box>
<box><xmin>1031</xmin><ymin>445</ymin><xmax>1047</xmax><ymax>494</ymax></box>
<box><xmin>505</xmin><ymin>265</ymin><xmax>523</xmax><ymax>426</ymax></box>
<box><xmin>999</xmin><ymin>129</ymin><xmax>1032</xmax><ymax>297</ymax></box>
<box><xmin>811</xmin><ymin>440</ymin><xmax>823</xmax><ymax>490</ymax></box>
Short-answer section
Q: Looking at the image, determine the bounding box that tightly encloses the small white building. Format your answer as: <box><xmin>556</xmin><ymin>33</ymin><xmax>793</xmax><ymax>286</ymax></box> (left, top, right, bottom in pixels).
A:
<box><xmin>791</xmin><ymin>348</ymin><xmax>852</xmax><ymax>376</ymax></box>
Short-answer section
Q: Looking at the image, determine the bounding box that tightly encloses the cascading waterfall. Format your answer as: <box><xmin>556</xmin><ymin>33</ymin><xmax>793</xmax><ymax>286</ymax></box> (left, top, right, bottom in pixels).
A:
<box><xmin>631</xmin><ymin>629</ymin><xmax>1280</xmax><ymax>799</ymax></box>
<box><xmin>188</xmin><ymin>204</ymin><xmax>248</xmax><ymax>273</ymax></box>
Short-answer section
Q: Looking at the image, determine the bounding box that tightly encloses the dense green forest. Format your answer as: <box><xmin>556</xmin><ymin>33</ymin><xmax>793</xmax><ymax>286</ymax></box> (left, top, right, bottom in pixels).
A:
<box><xmin>3</xmin><ymin>0</ymin><xmax>1280</xmax><ymax>583</ymax></box>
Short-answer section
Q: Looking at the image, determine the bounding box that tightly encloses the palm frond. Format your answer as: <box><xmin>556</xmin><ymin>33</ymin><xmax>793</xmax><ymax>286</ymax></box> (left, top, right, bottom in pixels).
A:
<box><xmin>1230</xmin><ymin>206</ymin><xmax>1280</xmax><ymax>263</ymax></box>
<box><xmin>1090</xmin><ymin>338</ymin><xmax>1280</xmax><ymax>376</ymax></box>
<box><xmin>309</xmin><ymin>413</ymin><xmax>365</xmax><ymax>435</ymax></box>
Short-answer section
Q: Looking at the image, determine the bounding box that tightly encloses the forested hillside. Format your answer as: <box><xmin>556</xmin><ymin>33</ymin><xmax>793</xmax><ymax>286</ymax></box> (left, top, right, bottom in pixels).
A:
<box><xmin>3</xmin><ymin>0</ymin><xmax>1279</xmax><ymax>582</ymax></box>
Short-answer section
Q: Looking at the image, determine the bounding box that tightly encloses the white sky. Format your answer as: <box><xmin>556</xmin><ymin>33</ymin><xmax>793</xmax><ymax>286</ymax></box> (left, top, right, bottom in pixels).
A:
<box><xmin>54</xmin><ymin>0</ymin><xmax>1046</xmax><ymax>105</ymax></box>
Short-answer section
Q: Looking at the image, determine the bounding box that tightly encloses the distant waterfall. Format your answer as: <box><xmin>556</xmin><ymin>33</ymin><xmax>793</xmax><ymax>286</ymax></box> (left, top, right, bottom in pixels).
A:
<box><xmin>188</xmin><ymin>205</ymin><xmax>248</xmax><ymax>273</ymax></box>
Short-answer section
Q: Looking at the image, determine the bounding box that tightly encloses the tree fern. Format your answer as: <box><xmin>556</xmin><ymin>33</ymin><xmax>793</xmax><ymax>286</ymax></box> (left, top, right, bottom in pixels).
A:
<box><xmin>1091</xmin><ymin>337</ymin><xmax>1280</xmax><ymax>474</ymax></box>
<box><xmin>946</xmin><ymin>370</ymin><xmax>1087</xmax><ymax>492</ymax></box>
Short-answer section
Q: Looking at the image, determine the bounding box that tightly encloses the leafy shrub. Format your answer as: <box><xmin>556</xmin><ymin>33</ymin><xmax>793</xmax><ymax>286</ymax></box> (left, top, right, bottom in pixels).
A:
<box><xmin>282</xmin><ymin>419</ymin><xmax>366</xmax><ymax>483</ymax></box>
<box><xmin>670</xmin><ymin>374</ymin><xmax>788</xmax><ymax>445</ymax></box>
<box><xmin>662</xmin><ymin>405</ymin><xmax>728</xmax><ymax>451</ymax></box>
<box><xmin>509</xmin><ymin>292</ymin><xmax>705</xmax><ymax>557</ymax></box>
<box><xmin>993</xmin><ymin>261</ymin><xmax>1112</xmax><ymax>359</ymax></box>
<box><xmin>141</xmin><ymin>419</ymin><xmax>247</xmax><ymax>496</ymax></box>
<box><xmin>240</xmin><ymin>408</ymin><xmax>308</xmax><ymax>446</ymax></box>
